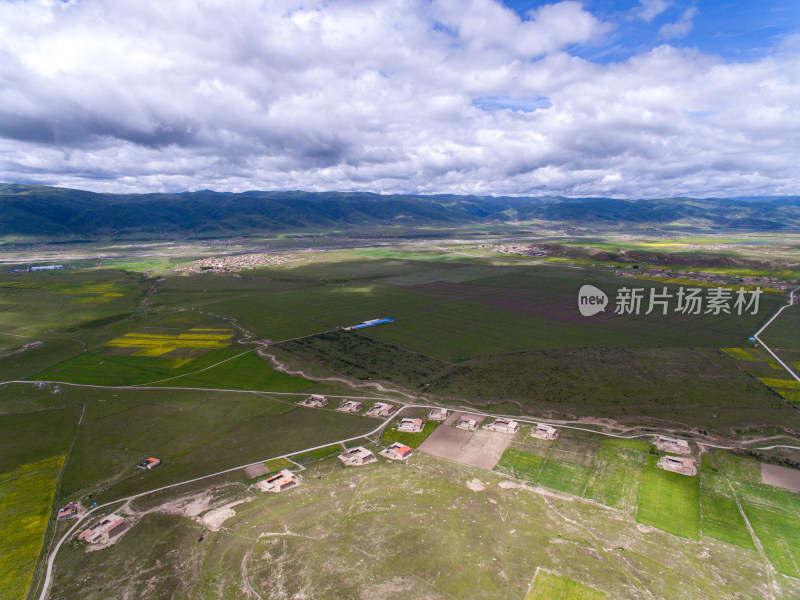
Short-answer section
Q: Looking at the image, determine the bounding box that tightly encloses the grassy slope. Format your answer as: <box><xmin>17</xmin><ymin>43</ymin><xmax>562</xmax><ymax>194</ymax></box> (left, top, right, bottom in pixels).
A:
<box><xmin>47</xmin><ymin>454</ymin><xmax>782</xmax><ymax>600</ymax></box>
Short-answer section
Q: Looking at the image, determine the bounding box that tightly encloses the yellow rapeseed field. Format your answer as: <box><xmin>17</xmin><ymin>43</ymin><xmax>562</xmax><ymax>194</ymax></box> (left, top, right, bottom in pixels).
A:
<box><xmin>105</xmin><ymin>329</ymin><xmax>234</xmax><ymax>358</ymax></box>
<box><xmin>758</xmin><ymin>378</ymin><xmax>800</xmax><ymax>390</ymax></box>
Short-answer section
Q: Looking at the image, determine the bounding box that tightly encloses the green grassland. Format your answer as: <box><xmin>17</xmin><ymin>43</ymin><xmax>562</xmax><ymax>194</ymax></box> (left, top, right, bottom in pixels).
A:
<box><xmin>60</xmin><ymin>392</ymin><xmax>373</xmax><ymax>504</ymax></box>
<box><xmin>526</xmin><ymin>571</ymin><xmax>608</xmax><ymax>600</ymax></box>
<box><xmin>47</xmin><ymin>454</ymin><xmax>784</xmax><ymax>600</ymax></box>
<box><xmin>0</xmin><ymin>455</ymin><xmax>64</xmax><ymax>600</ymax></box>
<box><xmin>34</xmin><ymin>346</ymin><xmax>312</xmax><ymax>391</ymax></box>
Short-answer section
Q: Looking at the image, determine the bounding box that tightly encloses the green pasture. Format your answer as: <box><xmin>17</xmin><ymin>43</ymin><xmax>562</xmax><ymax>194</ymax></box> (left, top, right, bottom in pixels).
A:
<box><xmin>47</xmin><ymin>454</ymin><xmax>776</xmax><ymax>600</ymax></box>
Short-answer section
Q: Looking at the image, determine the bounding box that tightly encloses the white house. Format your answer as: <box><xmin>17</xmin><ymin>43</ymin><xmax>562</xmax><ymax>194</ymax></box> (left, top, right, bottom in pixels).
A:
<box><xmin>455</xmin><ymin>416</ymin><xmax>478</xmax><ymax>431</ymax></box>
<box><xmin>531</xmin><ymin>424</ymin><xmax>558</xmax><ymax>440</ymax></box>
<box><xmin>337</xmin><ymin>400</ymin><xmax>363</xmax><ymax>413</ymax></box>
<box><xmin>258</xmin><ymin>469</ymin><xmax>300</xmax><ymax>492</ymax></box>
<box><xmin>78</xmin><ymin>514</ymin><xmax>129</xmax><ymax>544</ymax></box>
<box><xmin>654</xmin><ymin>435</ymin><xmax>691</xmax><ymax>455</ymax></box>
<box><xmin>657</xmin><ymin>456</ymin><xmax>697</xmax><ymax>476</ymax></box>
<box><xmin>338</xmin><ymin>446</ymin><xmax>378</xmax><ymax>466</ymax></box>
<box><xmin>298</xmin><ymin>395</ymin><xmax>328</xmax><ymax>408</ymax></box>
<box><xmin>379</xmin><ymin>442</ymin><xmax>413</xmax><ymax>461</ymax></box>
<box><xmin>366</xmin><ymin>402</ymin><xmax>395</xmax><ymax>418</ymax></box>
<box><xmin>484</xmin><ymin>418</ymin><xmax>519</xmax><ymax>434</ymax></box>
<box><xmin>397</xmin><ymin>418</ymin><xmax>424</xmax><ymax>433</ymax></box>
<box><xmin>428</xmin><ymin>408</ymin><xmax>449</xmax><ymax>421</ymax></box>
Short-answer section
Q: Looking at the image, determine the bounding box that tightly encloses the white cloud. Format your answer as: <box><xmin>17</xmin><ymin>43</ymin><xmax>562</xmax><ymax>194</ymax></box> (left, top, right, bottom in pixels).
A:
<box><xmin>0</xmin><ymin>0</ymin><xmax>797</xmax><ymax>198</ymax></box>
<box><xmin>658</xmin><ymin>6</ymin><xmax>698</xmax><ymax>40</ymax></box>
<box><xmin>636</xmin><ymin>0</ymin><xmax>672</xmax><ymax>23</ymax></box>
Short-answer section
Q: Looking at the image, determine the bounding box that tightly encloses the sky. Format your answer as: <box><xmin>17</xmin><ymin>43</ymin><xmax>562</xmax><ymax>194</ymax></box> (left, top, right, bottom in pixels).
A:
<box><xmin>1</xmin><ymin>0</ymin><xmax>799</xmax><ymax>198</ymax></box>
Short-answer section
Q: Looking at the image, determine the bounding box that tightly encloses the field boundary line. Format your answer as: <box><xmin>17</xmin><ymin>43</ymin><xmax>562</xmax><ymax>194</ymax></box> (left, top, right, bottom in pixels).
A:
<box><xmin>722</xmin><ymin>474</ymin><xmax>778</xmax><ymax>599</ymax></box>
<box><xmin>753</xmin><ymin>286</ymin><xmax>800</xmax><ymax>384</ymax></box>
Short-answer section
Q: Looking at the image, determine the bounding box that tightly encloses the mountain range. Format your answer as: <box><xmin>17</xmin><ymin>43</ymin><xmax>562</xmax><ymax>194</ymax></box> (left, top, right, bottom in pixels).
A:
<box><xmin>1</xmin><ymin>184</ymin><xmax>799</xmax><ymax>239</ymax></box>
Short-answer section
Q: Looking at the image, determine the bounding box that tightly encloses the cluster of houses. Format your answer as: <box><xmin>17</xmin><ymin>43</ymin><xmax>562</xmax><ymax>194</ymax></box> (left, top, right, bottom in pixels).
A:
<box><xmin>484</xmin><ymin>244</ymin><xmax>550</xmax><ymax>257</ymax></box>
<box><xmin>297</xmin><ymin>398</ymin><xmax>399</xmax><ymax>417</ymax></box>
<box><xmin>174</xmin><ymin>253</ymin><xmax>297</xmax><ymax>273</ymax></box>
<box><xmin>654</xmin><ymin>435</ymin><xmax>697</xmax><ymax>476</ymax></box>
<box><xmin>615</xmin><ymin>268</ymin><xmax>797</xmax><ymax>291</ymax></box>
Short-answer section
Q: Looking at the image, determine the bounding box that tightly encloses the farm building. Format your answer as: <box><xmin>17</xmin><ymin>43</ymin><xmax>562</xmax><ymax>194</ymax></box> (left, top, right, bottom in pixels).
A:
<box><xmin>338</xmin><ymin>446</ymin><xmax>378</xmax><ymax>466</ymax></box>
<box><xmin>137</xmin><ymin>457</ymin><xmax>161</xmax><ymax>470</ymax></box>
<box><xmin>397</xmin><ymin>418</ymin><xmax>424</xmax><ymax>433</ymax></box>
<box><xmin>29</xmin><ymin>264</ymin><xmax>63</xmax><ymax>271</ymax></box>
<box><xmin>78</xmin><ymin>514</ymin><xmax>129</xmax><ymax>544</ymax></box>
<box><xmin>366</xmin><ymin>402</ymin><xmax>395</xmax><ymax>418</ymax></box>
<box><xmin>484</xmin><ymin>418</ymin><xmax>519</xmax><ymax>434</ymax></box>
<box><xmin>657</xmin><ymin>456</ymin><xmax>697</xmax><ymax>476</ymax></box>
<box><xmin>337</xmin><ymin>400</ymin><xmax>363</xmax><ymax>413</ymax></box>
<box><xmin>531</xmin><ymin>424</ymin><xmax>558</xmax><ymax>440</ymax></box>
<box><xmin>258</xmin><ymin>469</ymin><xmax>300</xmax><ymax>493</ymax></box>
<box><xmin>298</xmin><ymin>395</ymin><xmax>328</xmax><ymax>408</ymax></box>
<box><xmin>57</xmin><ymin>504</ymin><xmax>77</xmax><ymax>520</ymax></box>
<box><xmin>343</xmin><ymin>318</ymin><xmax>394</xmax><ymax>331</ymax></box>
<box><xmin>455</xmin><ymin>416</ymin><xmax>479</xmax><ymax>432</ymax></box>
<box><xmin>380</xmin><ymin>442</ymin><xmax>413</xmax><ymax>461</ymax></box>
<box><xmin>428</xmin><ymin>408</ymin><xmax>449</xmax><ymax>421</ymax></box>
<box><xmin>654</xmin><ymin>435</ymin><xmax>691</xmax><ymax>455</ymax></box>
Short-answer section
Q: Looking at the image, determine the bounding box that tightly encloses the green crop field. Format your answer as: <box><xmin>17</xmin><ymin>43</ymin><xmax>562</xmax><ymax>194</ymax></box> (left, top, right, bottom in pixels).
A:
<box><xmin>526</xmin><ymin>571</ymin><xmax>608</xmax><ymax>600</ymax></box>
<box><xmin>636</xmin><ymin>467</ymin><xmax>701</xmax><ymax>540</ymax></box>
<box><xmin>0</xmin><ymin>455</ymin><xmax>64</xmax><ymax>600</ymax></box>
<box><xmin>496</xmin><ymin>447</ymin><xmax>546</xmax><ymax>481</ymax></box>
<box><xmin>381</xmin><ymin>420</ymin><xmax>439</xmax><ymax>447</ymax></box>
<box><xmin>743</xmin><ymin>506</ymin><xmax>800</xmax><ymax>577</ymax></box>
<box><xmin>537</xmin><ymin>459</ymin><xmax>593</xmax><ymax>497</ymax></box>
<box><xmin>584</xmin><ymin>440</ymin><xmax>645</xmax><ymax>510</ymax></box>
<box><xmin>32</xmin><ymin>346</ymin><xmax>312</xmax><ymax>392</ymax></box>
<box><xmin>698</xmin><ymin>470</ymin><xmax>755</xmax><ymax>550</ymax></box>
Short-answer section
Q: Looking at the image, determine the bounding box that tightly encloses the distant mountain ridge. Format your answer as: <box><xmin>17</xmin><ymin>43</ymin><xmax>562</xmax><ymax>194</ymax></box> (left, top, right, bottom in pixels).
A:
<box><xmin>1</xmin><ymin>183</ymin><xmax>799</xmax><ymax>238</ymax></box>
